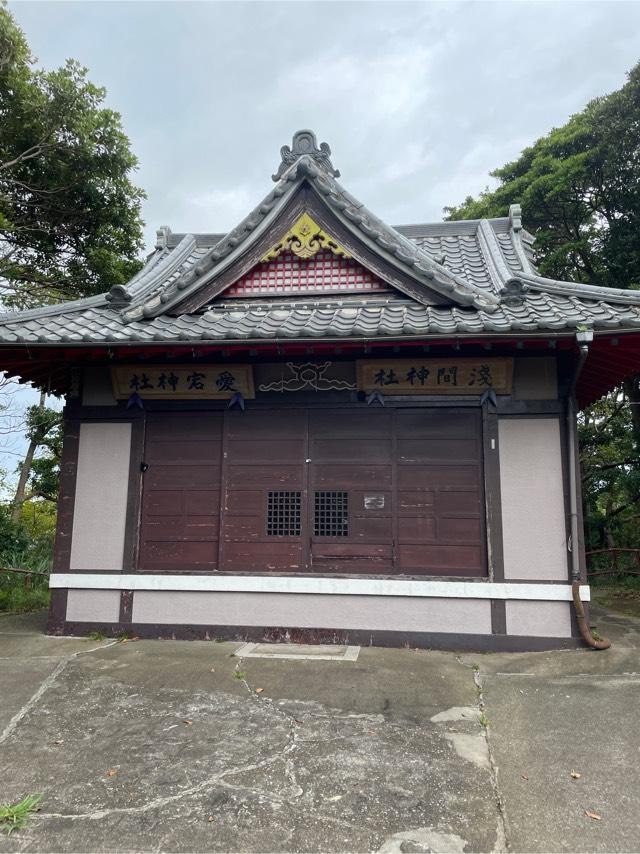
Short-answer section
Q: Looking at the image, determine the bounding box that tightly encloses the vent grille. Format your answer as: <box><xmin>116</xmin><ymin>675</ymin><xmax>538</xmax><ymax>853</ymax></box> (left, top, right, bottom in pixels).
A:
<box><xmin>267</xmin><ymin>491</ymin><xmax>301</xmax><ymax>537</ymax></box>
<box><xmin>314</xmin><ymin>491</ymin><xmax>349</xmax><ymax>537</ymax></box>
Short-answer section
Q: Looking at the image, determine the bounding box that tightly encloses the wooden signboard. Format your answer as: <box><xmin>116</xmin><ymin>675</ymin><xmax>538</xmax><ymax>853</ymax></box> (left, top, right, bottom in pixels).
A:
<box><xmin>356</xmin><ymin>358</ymin><xmax>513</xmax><ymax>395</ymax></box>
<box><xmin>111</xmin><ymin>364</ymin><xmax>255</xmax><ymax>399</ymax></box>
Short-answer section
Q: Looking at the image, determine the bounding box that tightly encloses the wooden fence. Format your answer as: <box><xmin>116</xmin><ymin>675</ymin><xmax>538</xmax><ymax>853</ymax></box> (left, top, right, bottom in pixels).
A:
<box><xmin>0</xmin><ymin>566</ymin><xmax>48</xmax><ymax>589</ymax></box>
<box><xmin>586</xmin><ymin>548</ymin><xmax>640</xmax><ymax>578</ymax></box>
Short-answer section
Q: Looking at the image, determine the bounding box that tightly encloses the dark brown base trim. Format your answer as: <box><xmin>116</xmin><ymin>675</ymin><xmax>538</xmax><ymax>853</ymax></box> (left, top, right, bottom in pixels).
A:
<box><xmin>51</xmin><ymin>620</ymin><xmax>586</xmax><ymax>652</ymax></box>
<box><xmin>47</xmin><ymin>589</ymin><xmax>68</xmax><ymax>634</ymax></box>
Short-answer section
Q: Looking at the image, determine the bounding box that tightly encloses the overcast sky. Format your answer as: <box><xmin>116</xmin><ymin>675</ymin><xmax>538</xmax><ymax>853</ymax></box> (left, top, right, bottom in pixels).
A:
<box><xmin>2</xmin><ymin>0</ymin><xmax>640</xmax><ymax>481</ymax></box>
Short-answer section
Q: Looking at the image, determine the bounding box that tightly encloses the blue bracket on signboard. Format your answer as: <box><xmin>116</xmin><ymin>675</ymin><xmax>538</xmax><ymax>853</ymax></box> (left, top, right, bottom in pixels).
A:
<box><xmin>227</xmin><ymin>391</ymin><xmax>245</xmax><ymax>411</ymax></box>
<box><xmin>366</xmin><ymin>390</ymin><xmax>385</xmax><ymax>406</ymax></box>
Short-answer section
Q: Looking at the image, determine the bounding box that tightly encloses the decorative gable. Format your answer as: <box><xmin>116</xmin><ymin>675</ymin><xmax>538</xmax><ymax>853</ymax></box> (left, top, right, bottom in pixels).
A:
<box><xmin>119</xmin><ymin>131</ymin><xmax>507</xmax><ymax>321</ymax></box>
<box><xmin>261</xmin><ymin>212</ymin><xmax>350</xmax><ymax>262</ymax></box>
<box><xmin>221</xmin><ymin>249</ymin><xmax>392</xmax><ymax>299</ymax></box>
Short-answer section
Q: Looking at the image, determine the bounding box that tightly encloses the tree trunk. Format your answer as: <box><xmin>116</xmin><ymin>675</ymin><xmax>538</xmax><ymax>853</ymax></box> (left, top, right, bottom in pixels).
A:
<box><xmin>11</xmin><ymin>389</ymin><xmax>45</xmax><ymax>524</ymax></box>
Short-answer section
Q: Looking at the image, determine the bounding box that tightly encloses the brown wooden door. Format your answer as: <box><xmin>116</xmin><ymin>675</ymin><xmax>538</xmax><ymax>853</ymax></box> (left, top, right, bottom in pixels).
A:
<box><xmin>219</xmin><ymin>409</ymin><xmax>307</xmax><ymax>572</ymax></box>
<box><xmin>395</xmin><ymin>408</ymin><xmax>486</xmax><ymax>576</ymax></box>
<box><xmin>308</xmin><ymin>409</ymin><xmax>394</xmax><ymax>573</ymax></box>
<box><xmin>139</xmin><ymin>413</ymin><xmax>223</xmax><ymax>571</ymax></box>
<box><xmin>139</xmin><ymin>405</ymin><xmax>486</xmax><ymax>577</ymax></box>
<box><xmin>307</xmin><ymin>407</ymin><xmax>485</xmax><ymax>576</ymax></box>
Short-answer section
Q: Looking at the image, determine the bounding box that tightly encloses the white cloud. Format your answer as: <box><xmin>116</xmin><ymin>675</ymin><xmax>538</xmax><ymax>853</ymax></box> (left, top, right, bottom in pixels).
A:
<box><xmin>187</xmin><ymin>186</ymin><xmax>255</xmax><ymax>231</ymax></box>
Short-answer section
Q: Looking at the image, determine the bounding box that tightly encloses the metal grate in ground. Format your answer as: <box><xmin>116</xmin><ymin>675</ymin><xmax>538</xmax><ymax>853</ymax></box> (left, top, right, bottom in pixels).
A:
<box><xmin>233</xmin><ymin>642</ymin><xmax>360</xmax><ymax>661</ymax></box>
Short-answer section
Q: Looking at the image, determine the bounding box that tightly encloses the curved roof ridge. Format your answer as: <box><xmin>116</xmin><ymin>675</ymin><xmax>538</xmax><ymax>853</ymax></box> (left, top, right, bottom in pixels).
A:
<box><xmin>303</xmin><ymin>161</ymin><xmax>499</xmax><ymax>311</ymax></box>
<box><xmin>521</xmin><ymin>272</ymin><xmax>640</xmax><ymax>306</ymax></box>
<box><xmin>124</xmin><ymin>233</ymin><xmax>198</xmax><ymax>303</ymax></box>
<box><xmin>121</xmin><ymin>175</ymin><xmax>303</xmax><ymax>322</ymax></box>
<box><xmin>0</xmin><ymin>292</ymin><xmax>108</xmax><ymax>324</ymax></box>
<box><xmin>476</xmin><ymin>219</ymin><xmax>511</xmax><ymax>292</ymax></box>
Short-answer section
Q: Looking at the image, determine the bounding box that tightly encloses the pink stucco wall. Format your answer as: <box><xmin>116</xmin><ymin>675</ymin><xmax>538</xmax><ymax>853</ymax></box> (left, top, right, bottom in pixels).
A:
<box><xmin>505</xmin><ymin>600</ymin><xmax>572</xmax><ymax>637</ymax></box>
<box><xmin>66</xmin><ymin>589</ymin><xmax>121</xmax><ymax>623</ymax></box>
<box><xmin>498</xmin><ymin>418</ymin><xmax>568</xmax><ymax>581</ymax></box>
<box><xmin>131</xmin><ymin>591</ymin><xmax>493</xmax><ymax>633</ymax></box>
<box><xmin>69</xmin><ymin>422</ymin><xmax>132</xmax><ymax>571</ymax></box>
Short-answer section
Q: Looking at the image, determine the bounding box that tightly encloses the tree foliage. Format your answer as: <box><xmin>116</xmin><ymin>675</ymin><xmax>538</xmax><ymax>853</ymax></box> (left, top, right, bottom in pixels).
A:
<box><xmin>445</xmin><ymin>62</ymin><xmax>640</xmax><ymax>292</ymax></box>
<box><xmin>446</xmin><ymin>63</ymin><xmax>640</xmax><ymax>555</ymax></box>
<box><xmin>580</xmin><ymin>393</ymin><xmax>640</xmax><ymax>555</ymax></box>
<box><xmin>21</xmin><ymin>402</ymin><xmax>62</xmax><ymax>503</ymax></box>
<box><xmin>0</xmin><ymin>5</ymin><xmax>146</xmax><ymax>596</ymax></box>
<box><xmin>0</xmin><ymin>2</ymin><xmax>145</xmax><ymax>308</ymax></box>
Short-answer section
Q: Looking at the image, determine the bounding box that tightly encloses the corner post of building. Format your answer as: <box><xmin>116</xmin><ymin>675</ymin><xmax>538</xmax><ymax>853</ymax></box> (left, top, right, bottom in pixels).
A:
<box><xmin>120</xmin><ymin>410</ymin><xmax>147</xmax><ymax>626</ymax></box>
<box><xmin>47</xmin><ymin>369</ymin><xmax>83</xmax><ymax>633</ymax></box>
<box><xmin>482</xmin><ymin>397</ymin><xmax>506</xmax><ymax>636</ymax></box>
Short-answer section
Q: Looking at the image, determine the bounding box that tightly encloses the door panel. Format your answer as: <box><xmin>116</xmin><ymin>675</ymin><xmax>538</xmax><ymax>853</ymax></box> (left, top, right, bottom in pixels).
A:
<box><xmin>139</xmin><ymin>413</ymin><xmax>223</xmax><ymax>571</ymax></box>
<box><xmin>309</xmin><ymin>409</ymin><xmax>394</xmax><ymax>573</ymax></box>
<box><xmin>311</xmin><ymin>464</ymin><xmax>393</xmax><ymax>488</ymax></box>
<box><xmin>396</xmin><ymin>408</ymin><xmax>485</xmax><ymax>577</ymax></box>
<box><xmin>398</xmin><ymin>544</ymin><xmax>484</xmax><ymax>572</ymax></box>
<box><xmin>311</xmin><ymin>543</ymin><xmax>394</xmax><ymax>573</ymax></box>
<box><xmin>220</xmin><ymin>410</ymin><xmax>307</xmax><ymax>572</ymax></box>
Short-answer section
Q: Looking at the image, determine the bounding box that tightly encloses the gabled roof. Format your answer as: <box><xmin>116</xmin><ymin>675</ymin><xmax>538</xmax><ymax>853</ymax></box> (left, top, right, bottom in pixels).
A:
<box><xmin>2</xmin><ymin>129</ymin><xmax>640</xmax><ymax>352</ymax></box>
<box><xmin>114</xmin><ymin>169</ymin><xmax>505</xmax><ymax>319</ymax></box>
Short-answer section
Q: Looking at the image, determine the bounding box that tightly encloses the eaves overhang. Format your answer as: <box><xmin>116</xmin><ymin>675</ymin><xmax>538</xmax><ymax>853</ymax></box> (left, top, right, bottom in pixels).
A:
<box><xmin>3</xmin><ymin>328</ymin><xmax>640</xmax><ymax>407</ymax></box>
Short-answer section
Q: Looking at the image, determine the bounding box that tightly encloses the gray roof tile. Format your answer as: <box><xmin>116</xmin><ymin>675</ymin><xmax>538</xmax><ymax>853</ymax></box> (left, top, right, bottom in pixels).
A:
<box><xmin>5</xmin><ymin>291</ymin><xmax>640</xmax><ymax>348</ymax></box>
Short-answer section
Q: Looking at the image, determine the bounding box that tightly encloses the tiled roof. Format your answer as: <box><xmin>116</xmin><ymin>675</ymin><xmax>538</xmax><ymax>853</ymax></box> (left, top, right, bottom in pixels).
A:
<box><xmin>2</xmin><ymin>129</ymin><xmax>640</xmax><ymax>349</ymax></box>
<box><xmin>2</xmin><ymin>292</ymin><xmax>640</xmax><ymax>347</ymax></box>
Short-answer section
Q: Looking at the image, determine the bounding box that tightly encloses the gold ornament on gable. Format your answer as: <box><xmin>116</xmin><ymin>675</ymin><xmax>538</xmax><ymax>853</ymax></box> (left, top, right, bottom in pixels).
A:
<box><xmin>261</xmin><ymin>212</ymin><xmax>351</xmax><ymax>262</ymax></box>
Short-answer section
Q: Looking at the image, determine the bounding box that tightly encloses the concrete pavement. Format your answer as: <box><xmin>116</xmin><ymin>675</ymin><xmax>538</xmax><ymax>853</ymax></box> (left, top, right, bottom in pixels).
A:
<box><xmin>0</xmin><ymin>605</ymin><xmax>638</xmax><ymax>853</ymax></box>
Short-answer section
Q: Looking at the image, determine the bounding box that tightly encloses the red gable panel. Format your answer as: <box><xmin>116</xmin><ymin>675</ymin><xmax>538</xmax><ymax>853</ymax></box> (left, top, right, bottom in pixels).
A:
<box><xmin>221</xmin><ymin>249</ymin><xmax>392</xmax><ymax>299</ymax></box>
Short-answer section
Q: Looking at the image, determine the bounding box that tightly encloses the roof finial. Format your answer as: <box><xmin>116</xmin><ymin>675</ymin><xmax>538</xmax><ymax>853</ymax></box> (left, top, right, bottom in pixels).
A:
<box><xmin>272</xmin><ymin>130</ymin><xmax>340</xmax><ymax>181</ymax></box>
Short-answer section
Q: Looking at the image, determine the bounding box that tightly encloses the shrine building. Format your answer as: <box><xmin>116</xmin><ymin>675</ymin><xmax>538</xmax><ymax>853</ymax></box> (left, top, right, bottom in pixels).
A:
<box><xmin>2</xmin><ymin>130</ymin><xmax>640</xmax><ymax>650</ymax></box>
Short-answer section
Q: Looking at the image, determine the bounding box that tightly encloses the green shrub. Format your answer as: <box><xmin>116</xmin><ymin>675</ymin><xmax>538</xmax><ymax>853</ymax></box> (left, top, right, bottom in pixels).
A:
<box><xmin>0</xmin><ymin>501</ymin><xmax>53</xmax><ymax>613</ymax></box>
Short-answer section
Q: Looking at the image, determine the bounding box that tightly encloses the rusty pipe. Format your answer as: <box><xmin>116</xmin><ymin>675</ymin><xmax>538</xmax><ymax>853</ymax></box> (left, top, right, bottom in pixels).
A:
<box><xmin>567</xmin><ymin>330</ymin><xmax>611</xmax><ymax>649</ymax></box>
<box><xmin>572</xmin><ymin>582</ymin><xmax>611</xmax><ymax>650</ymax></box>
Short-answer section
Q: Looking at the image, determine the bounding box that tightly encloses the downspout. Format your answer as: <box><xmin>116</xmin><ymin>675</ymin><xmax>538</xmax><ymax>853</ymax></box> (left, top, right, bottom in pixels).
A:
<box><xmin>567</xmin><ymin>329</ymin><xmax>611</xmax><ymax>649</ymax></box>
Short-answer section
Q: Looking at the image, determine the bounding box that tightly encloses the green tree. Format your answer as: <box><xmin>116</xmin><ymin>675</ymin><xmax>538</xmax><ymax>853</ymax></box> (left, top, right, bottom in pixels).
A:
<box><xmin>445</xmin><ymin>62</ymin><xmax>640</xmax><ymax>294</ymax></box>
<box><xmin>10</xmin><ymin>390</ymin><xmax>61</xmax><ymax>522</ymax></box>
<box><xmin>2</xmin><ymin>376</ymin><xmax>61</xmax><ymax>525</ymax></box>
<box><xmin>579</xmin><ymin>392</ymin><xmax>640</xmax><ymax>558</ymax></box>
<box><xmin>445</xmin><ymin>62</ymin><xmax>640</xmax><ymax>553</ymax></box>
<box><xmin>0</xmin><ymin>2</ymin><xmax>145</xmax><ymax>308</ymax></box>
<box><xmin>27</xmin><ymin>413</ymin><xmax>63</xmax><ymax>504</ymax></box>
<box><xmin>1</xmin><ymin>4</ymin><xmax>147</xmax><ymax>537</ymax></box>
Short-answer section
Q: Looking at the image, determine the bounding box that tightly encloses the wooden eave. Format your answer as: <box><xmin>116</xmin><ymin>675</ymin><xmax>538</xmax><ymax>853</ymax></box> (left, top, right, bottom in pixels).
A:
<box><xmin>4</xmin><ymin>332</ymin><xmax>640</xmax><ymax>406</ymax></box>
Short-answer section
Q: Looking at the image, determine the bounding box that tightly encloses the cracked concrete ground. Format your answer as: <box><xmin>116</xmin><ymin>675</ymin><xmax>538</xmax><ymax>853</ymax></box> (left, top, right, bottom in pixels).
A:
<box><xmin>0</xmin><ymin>606</ymin><xmax>639</xmax><ymax>854</ymax></box>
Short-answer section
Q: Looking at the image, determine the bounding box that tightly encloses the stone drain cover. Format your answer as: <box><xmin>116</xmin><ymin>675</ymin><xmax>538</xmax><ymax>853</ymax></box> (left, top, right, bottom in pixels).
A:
<box><xmin>233</xmin><ymin>642</ymin><xmax>360</xmax><ymax>661</ymax></box>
